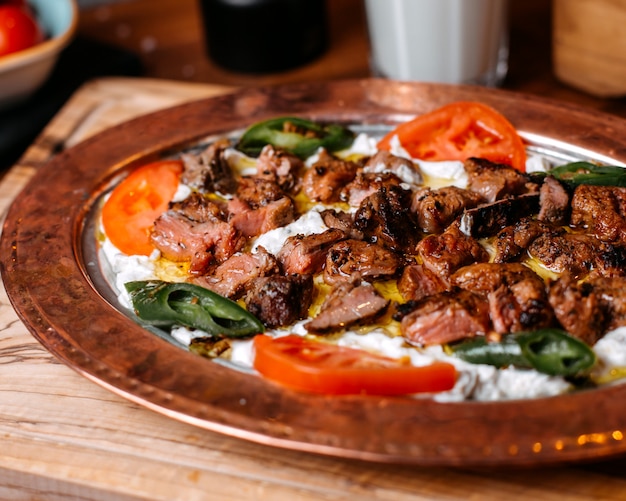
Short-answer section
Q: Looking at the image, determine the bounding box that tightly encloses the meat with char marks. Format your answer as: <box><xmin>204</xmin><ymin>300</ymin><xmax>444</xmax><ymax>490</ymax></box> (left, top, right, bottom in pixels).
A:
<box><xmin>451</xmin><ymin>263</ymin><xmax>554</xmax><ymax>334</ymax></box>
<box><xmin>411</xmin><ymin>186</ymin><xmax>484</xmax><ymax>234</ymax></box>
<box><xmin>538</xmin><ymin>175</ymin><xmax>570</xmax><ymax>225</ymax></box>
<box><xmin>397</xmin><ymin>263</ymin><xmax>448</xmax><ymax>302</ymax></box>
<box><xmin>354</xmin><ymin>185</ymin><xmax>420</xmax><ymax>253</ymax></box>
<box><xmin>193</xmin><ymin>247</ymin><xmax>280</xmax><ymax>299</ymax></box>
<box><xmin>528</xmin><ymin>232</ymin><xmax>624</xmax><ymax>279</ymax></box>
<box><xmin>465</xmin><ymin>157</ymin><xmax>538</xmax><ymax>202</ymax></box>
<box><xmin>151</xmin><ymin>194</ymin><xmax>246</xmax><ymax>274</ymax></box>
<box><xmin>278</xmin><ymin>228</ymin><xmax>347</xmax><ymax>275</ymax></box>
<box><xmin>245</xmin><ymin>274</ymin><xmax>314</xmax><ymax>328</ymax></box>
<box><xmin>255</xmin><ymin>144</ymin><xmax>303</xmax><ymax>193</ymax></box>
<box><xmin>302</xmin><ymin>150</ymin><xmax>360</xmax><ymax>203</ymax></box>
<box><xmin>323</xmin><ymin>239</ymin><xmax>404</xmax><ymax>285</ymax></box>
<box><xmin>493</xmin><ymin>218</ymin><xmax>563</xmax><ymax>263</ymax></box>
<box><xmin>395</xmin><ymin>290</ymin><xmax>490</xmax><ymax>346</ymax></box>
<box><xmin>180</xmin><ymin>138</ymin><xmax>237</xmax><ymax>195</ymax></box>
<box><xmin>416</xmin><ymin>223</ymin><xmax>489</xmax><ymax>283</ymax></box>
<box><xmin>305</xmin><ymin>282</ymin><xmax>389</xmax><ymax>334</ymax></box>
<box><xmin>570</xmin><ymin>184</ymin><xmax>626</xmax><ymax>245</ymax></box>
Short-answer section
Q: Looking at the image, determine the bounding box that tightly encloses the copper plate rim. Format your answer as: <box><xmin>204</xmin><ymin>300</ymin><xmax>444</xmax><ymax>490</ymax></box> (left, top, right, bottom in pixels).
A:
<box><xmin>3</xmin><ymin>79</ymin><xmax>626</xmax><ymax>467</ymax></box>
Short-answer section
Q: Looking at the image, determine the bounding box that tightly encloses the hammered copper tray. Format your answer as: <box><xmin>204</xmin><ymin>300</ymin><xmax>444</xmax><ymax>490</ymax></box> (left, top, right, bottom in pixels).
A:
<box><xmin>3</xmin><ymin>79</ymin><xmax>626</xmax><ymax>467</ymax></box>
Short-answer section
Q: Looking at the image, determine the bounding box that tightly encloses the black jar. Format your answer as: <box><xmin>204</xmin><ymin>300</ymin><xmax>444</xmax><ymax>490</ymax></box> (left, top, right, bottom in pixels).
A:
<box><xmin>198</xmin><ymin>0</ymin><xmax>328</xmax><ymax>73</ymax></box>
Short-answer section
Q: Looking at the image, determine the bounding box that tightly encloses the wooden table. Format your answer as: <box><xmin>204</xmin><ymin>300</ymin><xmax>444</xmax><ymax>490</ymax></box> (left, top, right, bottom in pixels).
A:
<box><xmin>3</xmin><ymin>1</ymin><xmax>626</xmax><ymax>499</ymax></box>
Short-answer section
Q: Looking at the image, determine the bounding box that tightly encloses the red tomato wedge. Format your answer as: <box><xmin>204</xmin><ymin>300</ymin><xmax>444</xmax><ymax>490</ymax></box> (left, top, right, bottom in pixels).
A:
<box><xmin>102</xmin><ymin>160</ymin><xmax>183</xmax><ymax>256</ymax></box>
<box><xmin>253</xmin><ymin>334</ymin><xmax>457</xmax><ymax>396</ymax></box>
<box><xmin>378</xmin><ymin>101</ymin><xmax>527</xmax><ymax>172</ymax></box>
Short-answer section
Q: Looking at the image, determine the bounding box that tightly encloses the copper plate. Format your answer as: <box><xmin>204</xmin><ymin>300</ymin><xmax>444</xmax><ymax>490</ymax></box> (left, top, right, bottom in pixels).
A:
<box><xmin>3</xmin><ymin>79</ymin><xmax>626</xmax><ymax>467</ymax></box>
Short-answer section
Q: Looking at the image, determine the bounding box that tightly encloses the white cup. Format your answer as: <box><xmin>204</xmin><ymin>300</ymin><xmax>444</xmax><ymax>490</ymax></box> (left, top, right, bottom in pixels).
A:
<box><xmin>364</xmin><ymin>0</ymin><xmax>509</xmax><ymax>86</ymax></box>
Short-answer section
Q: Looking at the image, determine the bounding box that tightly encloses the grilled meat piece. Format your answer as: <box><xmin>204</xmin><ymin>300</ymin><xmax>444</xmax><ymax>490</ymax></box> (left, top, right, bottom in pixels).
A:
<box><xmin>548</xmin><ymin>274</ymin><xmax>607</xmax><ymax>345</ymax></box>
<box><xmin>452</xmin><ymin>263</ymin><xmax>554</xmax><ymax>334</ymax></box>
<box><xmin>323</xmin><ymin>239</ymin><xmax>403</xmax><ymax>285</ymax></box>
<box><xmin>528</xmin><ymin>232</ymin><xmax>615</xmax><ymax>279</ymax></box>
<box><xmin>465</xmin><ymin>157</ymin><xmax>538</xmax><ymax>203</ymax></box>
<box><xmin>397</xmin><ymin>263</ymin><xmax>449</xmax><ymax>302</ymax></box>
<box><xmin>396</xmin><ymin>290</ymin><xmax>490</xmax><ymax>346</ymax></box>
<box><xmin>342</xmin><ymin>171</ymin><xmax>404</xmax><ymax>207</ymax></box>
<box><xmin>570</xmin><ymin>184</ymin><xmax>626</xmax><ymax>245</ymax></box>
<box><xmin>235</xmin><ymin>176</ymin><xmax>285</xmax><ymax>209</ymax></box>
<box><xmin>278</xmin><ymin>228</ymin><xmax>347</xmax><ymax>275</ymax></box>
<box><xmin>151</xmin><ymin>195</ymin><xmax>246</xmax><ymax>274</ymax></box>
<box><xmin>193</xmin><ymin>247</ymin><xmax>280</xmax><ymax>299</ymax></box>
<box><xmin>354</xmin><ymin>185</ymin><xmax>420</xmax><ymax>253</ymax></box>
<box><xmin>255</xmin><ymin>144</ymin><xmax>304</xmax><ymax>193</ymax></box>
<box><xmin>302</xmin><ymin>150</ymin><xmax>360</xmax><ymax>203</ymax></box>
<box><xmin>229</xmin><ymin>196</ymin><xmax>296</xmax><ymax>238</ymax></box>
<box><xmin>305</xmin><ymin>282</ymin><xmax>389</xmax><ymax>334</ymax></box>
<box><xmin>459</xmin><ymin>194</ymin><xmax>540</xmax><ymax>238</ymax></box>
<box><xmin>411</xmin><ymin>186</ymin><xmax>484</xmax><ymax>234</ymax></box>
<box><xmin>319</xmin><ymin>209</ymin><xmax>364</xmax><ymax>240</ymax></box>
<box><xmin>245</xmin><ymin>274</ymin><xmax>314</xmax><ymax>328</ymax></box>
<box><xmin>362</xmin><ymin>150</ymin><xmax>423</xmax><ymax>186</ymax></box>
<box><xmin>416</xmin><ymin>223</ymin><xmax>489</xmax><ymax>283</ymax></box>
<box><xmin>493</xmin><ymin>218</ymin><xmax>563</xmax><ymax>263</ymax></box>
<box><xmin>180</xmin><ymin>138</ymin><xmax>237</xmax><ymax>195</ymax></box>
<box><xmin>538</xmin><ymin>175</ymin><xmax>570</xmax><ymax>225</ymax></box>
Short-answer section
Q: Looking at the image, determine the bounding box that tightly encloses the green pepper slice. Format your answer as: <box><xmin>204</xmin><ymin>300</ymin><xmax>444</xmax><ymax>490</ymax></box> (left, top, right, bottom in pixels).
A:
<box><xmin>125</xmin><ymin>280</ymin><xmax>264</xmax><ymax>338</ymax></box>
<box><xmin>451</xmin><ymin>329</ymin><xmax>596</xmax><ymax>377</ymax></box>
<box><xmin>236</xmin><ymin>116</ymin><xmax>355</xmax><ymax>159</ymax></box>
<box><xmin>547</xmin><ymin>161</ymin><xmax>626</xmax><ymax>188</ymax></box>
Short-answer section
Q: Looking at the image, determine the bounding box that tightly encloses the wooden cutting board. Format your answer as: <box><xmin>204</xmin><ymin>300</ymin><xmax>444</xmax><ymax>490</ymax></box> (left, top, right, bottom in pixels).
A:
<box><xmin>2</xmin><ymin>77</ymin><xmax>626</xmax><ymax>501</ymax></box>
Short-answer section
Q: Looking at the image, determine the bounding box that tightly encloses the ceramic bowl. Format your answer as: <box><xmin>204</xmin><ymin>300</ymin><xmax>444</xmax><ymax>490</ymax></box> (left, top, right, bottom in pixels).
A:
<box><xmin>0</xmin><ymin>0</ymin><xmax>78</xmax><ymax>110</ymax></box>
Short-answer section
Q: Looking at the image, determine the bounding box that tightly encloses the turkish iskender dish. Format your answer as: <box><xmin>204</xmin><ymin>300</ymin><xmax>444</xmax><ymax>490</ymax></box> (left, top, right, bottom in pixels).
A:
<box><xmin>97</xmin><ymin>101</ymin><xmax>626</xmax><ymax>401</ymax></box>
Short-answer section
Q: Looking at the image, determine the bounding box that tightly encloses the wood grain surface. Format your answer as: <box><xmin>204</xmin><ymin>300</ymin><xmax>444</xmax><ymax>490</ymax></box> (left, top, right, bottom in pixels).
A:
<box><xmin>2</xmin><ymin>76</ymin><xmax>626</xmax><ymax>501</ymax></box>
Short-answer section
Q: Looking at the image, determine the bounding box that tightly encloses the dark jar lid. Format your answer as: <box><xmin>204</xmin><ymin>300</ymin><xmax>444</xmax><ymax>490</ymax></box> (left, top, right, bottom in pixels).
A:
<box><xmin>198</xmin><ymin>0</ymin><xmax>328</xmax><ymax>73</ymax></box>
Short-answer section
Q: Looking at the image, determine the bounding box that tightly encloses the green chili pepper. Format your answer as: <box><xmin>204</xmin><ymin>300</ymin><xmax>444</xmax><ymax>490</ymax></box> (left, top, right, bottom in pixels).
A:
<box><xmin>451</xmin><ymin>328</ymin><xmax>596</xmax><ymax>377</ymax></box>
<box><xmin>125</xmin><ymin>280</ymin><xmax>264</xmax><ymax>338</ymax></box>
<box><xmin>547</xmin><ymin>161</ymin><xmax>626</xmax><ymax>188</ymax></box>
<box><xmin>236</xmin><ymin>116</ymin><xmax>355</xmax><ymax>159</ymax></box>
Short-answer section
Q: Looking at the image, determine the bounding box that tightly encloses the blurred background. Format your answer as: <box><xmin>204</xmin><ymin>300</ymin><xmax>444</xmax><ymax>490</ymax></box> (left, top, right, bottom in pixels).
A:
<box><xmin>1</xmin><ymin>0</ymin><xmax>625</xmax><ymax>170</ymax></box>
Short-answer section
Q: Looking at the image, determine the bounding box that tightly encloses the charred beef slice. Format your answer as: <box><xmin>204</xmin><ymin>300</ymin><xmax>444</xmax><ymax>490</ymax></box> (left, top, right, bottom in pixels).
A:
<box><xmin>305</xmin><ymin>282</ymin><xmax>389</xmax><ymax>334</ymax></box>
<box><xmin>570</xmin><ymin>184</ymin><xmax>626</xmax><ymax>245</ymax></box>
<box><xmin>459</xmin><ymin>194</ymin><xmax>540</xmax><ymax>238</ymax></box>
<box><xmin>452</xmin><ymin>262</ymin><xmax>554</xmax><ymax>334</ymax></box>
<box><xmin>465</xmin><ymin>157</ymin><xmax>538</xmax><ymax>202</ymax></box>
<box><xmin>193</xmin><ymin>247</ymin><xmax>280</xmax><ymax>299</ymax></box>
<box><xmin>395</xmin><ymin>290</ymin><xmax>490</xmax><ymax>346</ymax></box>
<box><xmin>354</xmin><ymin>185</ymin><xmax>420</xmax><ymax>253</ymax></box>
<box><xmin>411</xmin><ymin>186</ymin><xmax>484</xmax><ymax>234</ymax></box>
<box><xmin>255</xmin><ymin>144</ymin><xmax>304</xmax><ymax>193</ymax></box>
<box><xmin>151</xmin><ymin>193</ymin><xmax>246</xmax><ymax>274</ymax></box>
<box><xmin>493</xmin><ymin>218</ymin><xmax>564</xmax><ymax>263</ymax></box>
<box><xmin>323</xmin><ymin>239</ymin><xmax>404</xmax><ymax>285</ymax></box>
<box><xmin>245</xmin><ymin>274</ymin><xmax>314</xmax><ymax>328</ymax></box>
<box><xmin>416</xmin><ymin>223</ymin><xmax>489</xmax><ymax>283</ymax></box>
<box><xmin>180</xmin><ymin>138</ymin><xmax>237</xmax><ymax>195</ymax></box>
<box><xmin>538</xmin><ymin>175</ymin><xmax>570</xmax><ymax>225</ymax></box>
<box><xmin>278</xmin><ymin>228</ymin><xmax>348</xmax><ymax>275</ymax></box>
<box><xmin>302</xmin><ymin>150</ymin><xmax>360</xmax><ymax>203</ymax></box>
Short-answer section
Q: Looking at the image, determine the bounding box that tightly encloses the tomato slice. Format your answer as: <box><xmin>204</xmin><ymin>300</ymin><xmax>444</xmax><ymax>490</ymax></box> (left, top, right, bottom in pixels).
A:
<box><xmin>102</xmin><ymin>160</ymin><xmax>183</xmax><ymax>256</ymax></box>
<box><xmin>253</xmin><ymin>334</ymin><xmax>457</xmax><ymax>396</ymax></box>
<box><xmin>378</xmin><ymin>101</ymin><xmax>527</xmax><ymax>172</ymax></box>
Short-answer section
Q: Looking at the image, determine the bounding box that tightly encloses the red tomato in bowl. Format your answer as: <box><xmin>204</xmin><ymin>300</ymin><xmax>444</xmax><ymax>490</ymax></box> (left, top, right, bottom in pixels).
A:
<box><xmin>378</xmin><ymin>101</ymin><xmax>527</xmax><ymax>172</ymax></box>
<box><xmin>0</xmin><ymin>4</ymin><xmax>44</xmax><ymax>57</ymax></box>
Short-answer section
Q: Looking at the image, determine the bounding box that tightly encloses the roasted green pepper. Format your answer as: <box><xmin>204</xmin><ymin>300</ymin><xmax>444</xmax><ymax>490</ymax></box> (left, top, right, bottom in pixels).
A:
<box><xmin>125</xmin><ymin>280</ymin><xmax>264</xmax><ymax>338</ymax></box>
<box><xmin>236</xmin><ymin>116</ymin><xmax>355</xmax><ymax>159</ymax></box>
<box><xmin>546</xmin><ymin>161</ymin><xmax>626</xmax><ymax>188</ymax></box>
<box><xmin>451</xmin><ymin>328</ymin><xmax>596</xmax><ymax>377</ymax></box>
